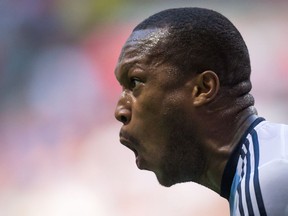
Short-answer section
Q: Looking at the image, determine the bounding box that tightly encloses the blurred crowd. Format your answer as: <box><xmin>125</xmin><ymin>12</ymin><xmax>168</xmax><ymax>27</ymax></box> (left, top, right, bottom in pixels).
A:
<box><xmin>0</xmin><ymin>1</ymin><xmax>287</xmax><ymax>215</ymax></box>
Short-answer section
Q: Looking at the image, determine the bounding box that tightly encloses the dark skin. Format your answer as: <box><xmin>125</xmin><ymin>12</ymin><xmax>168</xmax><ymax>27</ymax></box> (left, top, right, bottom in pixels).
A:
<box><xmin>114</xmin><ymin>28</ymin><xmax>257</xmax><ymax>194</ymax></box>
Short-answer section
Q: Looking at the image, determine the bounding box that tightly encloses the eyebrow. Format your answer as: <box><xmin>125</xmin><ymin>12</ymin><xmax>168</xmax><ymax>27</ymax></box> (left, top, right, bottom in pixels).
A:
<box><xmin>115</xmin><ymin>60</ymin><xmax>137</xmax><ymax>85</ymax></box>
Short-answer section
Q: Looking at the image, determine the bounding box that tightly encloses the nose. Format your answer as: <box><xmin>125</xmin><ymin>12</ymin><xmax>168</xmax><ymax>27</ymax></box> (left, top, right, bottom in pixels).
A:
<box><xmin>114</xmin><ymin>92</ymin><xmax>132</xmax><ymax>125</ymax></box>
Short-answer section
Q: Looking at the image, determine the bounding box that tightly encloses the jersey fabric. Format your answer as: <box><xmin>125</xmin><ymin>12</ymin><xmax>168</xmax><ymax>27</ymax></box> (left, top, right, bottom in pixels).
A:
<box><xmin>220</xmin><ymin>116</ymin><xmax>288</xmax><ymax>216</ymax></box>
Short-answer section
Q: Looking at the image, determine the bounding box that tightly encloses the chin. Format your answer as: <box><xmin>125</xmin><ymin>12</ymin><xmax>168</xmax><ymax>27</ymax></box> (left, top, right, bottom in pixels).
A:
<box><xmin>155</xmin><ymin>168</ymin><xmax>197</xmax><ymax>188</ymax></box>
<box><xmin>155</xmin><ymin>172</ymin><xmax>179</xmax><ymax>187</ymax></box>
<box><xmin>158</xmin><ymin>179</ymin><xmax>175</xmax><ymax>187</ymax></box>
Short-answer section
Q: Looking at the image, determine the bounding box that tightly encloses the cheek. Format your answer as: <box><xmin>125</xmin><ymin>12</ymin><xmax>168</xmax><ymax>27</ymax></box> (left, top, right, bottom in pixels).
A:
<box><xmin>161</xmin><ymin>91</ymin><xmax>192</xmax><ymax>122</ymax></box>
<box><xmin>133</xmin><ymin>88</ymin><xmax>192</xmax><ymax>146</ymax></box>
<box><xmin>132</xmin><ymin>100</ymin><xmax>171</xmax><ymax>158</ymax></box>
<box><xmin>132</xmin><ymin>91</ymin><xmax>165</xmax><ymax>125</ymax></box>
<box><xmin>134</xmin><ymin>89</ymin><xmax>191</xmax><ymax>140</ymax></box>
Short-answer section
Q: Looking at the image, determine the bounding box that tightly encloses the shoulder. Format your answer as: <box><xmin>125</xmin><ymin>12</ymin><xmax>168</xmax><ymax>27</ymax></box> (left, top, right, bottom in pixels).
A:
<box><xmin>254</xmin><ymin>121</ymin><xmax>288</xmax><ymax>164</ymax></box>
<box><xmin>255</xmin><ymin>121</ymin><xmax>288</xmax><ymax>215</ymax></box>
<box><xmin>258</xmin><ymin>159</ymin><xmax>288</xmax><ymax>215</ymax></box>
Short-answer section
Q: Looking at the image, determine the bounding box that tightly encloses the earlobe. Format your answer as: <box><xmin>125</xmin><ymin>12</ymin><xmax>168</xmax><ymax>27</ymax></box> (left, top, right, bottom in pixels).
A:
<box><xmin>192</xmin><ymin>71</ymin><xmax>220</xmax><ymax>106</ymax></box>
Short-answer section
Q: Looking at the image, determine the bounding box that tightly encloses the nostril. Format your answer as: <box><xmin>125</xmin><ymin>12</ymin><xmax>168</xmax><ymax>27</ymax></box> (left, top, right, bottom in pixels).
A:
<box><xmin>120</xmin><ymin>115</ymin><xmax>128</xmax><ymax>124</ymax></box>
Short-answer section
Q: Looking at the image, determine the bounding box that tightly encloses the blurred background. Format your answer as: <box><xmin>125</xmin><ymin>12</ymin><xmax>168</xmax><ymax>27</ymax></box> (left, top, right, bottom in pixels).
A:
<box><xmin>0</xmin><ymin>0</ymin><xmax>287</xmax><ymax>215</ymax></box>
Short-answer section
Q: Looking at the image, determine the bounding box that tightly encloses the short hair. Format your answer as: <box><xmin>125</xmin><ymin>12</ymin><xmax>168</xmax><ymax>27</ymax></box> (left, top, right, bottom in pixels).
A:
<box><xmin>133</xmin><ymin>7</ymin><xmax>251</xmax><ymax>88</ymax></box>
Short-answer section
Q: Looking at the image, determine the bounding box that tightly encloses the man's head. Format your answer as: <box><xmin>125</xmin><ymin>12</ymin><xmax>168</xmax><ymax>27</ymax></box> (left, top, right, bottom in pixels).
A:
<box><xmin>114</xmin><ymin>7</ymin><xmax>254</xmax><ymax>187</ymax></box>
<box><xmin>133</xmin><ymin>7</ymin><xmax>251</xmax><ymax>88</ymax></box>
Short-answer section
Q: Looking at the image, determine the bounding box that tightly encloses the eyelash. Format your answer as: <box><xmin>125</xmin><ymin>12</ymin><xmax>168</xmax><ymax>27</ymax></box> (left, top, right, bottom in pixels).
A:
<box><xmin>130</xmin><ymin>77</ymin><xmax>141</xmax><ymax>89</ymax></box>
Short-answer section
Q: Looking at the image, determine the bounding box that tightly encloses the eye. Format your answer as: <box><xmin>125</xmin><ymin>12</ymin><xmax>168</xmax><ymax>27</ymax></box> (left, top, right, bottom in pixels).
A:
<box><xmin>130</xmin><ymin>77</ymin><xmax>141</xmax><ymax>89</ymax></box>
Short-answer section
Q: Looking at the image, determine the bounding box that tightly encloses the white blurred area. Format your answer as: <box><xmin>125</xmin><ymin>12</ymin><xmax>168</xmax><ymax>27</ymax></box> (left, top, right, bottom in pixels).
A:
<box><xmin>0</xmin><ymin>1</ymin><xmax>287</xmax><ymax>216</ymax></box>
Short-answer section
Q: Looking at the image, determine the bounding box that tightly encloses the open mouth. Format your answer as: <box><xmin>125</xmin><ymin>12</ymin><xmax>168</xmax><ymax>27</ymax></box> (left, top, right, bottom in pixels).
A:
<box><xmin>128</xmin><ymin>145</ymin><xmax>139</xmax><ymax>157</ymax></box>
<box><xmin>119</xmin><ymin>136</ymin><xmax>139</xmax><ymax>157</ymax></box>
<box><xmin>119</xmin><ymin>132</ymin><xmax>146</xmax><ymax>170</ymax></box>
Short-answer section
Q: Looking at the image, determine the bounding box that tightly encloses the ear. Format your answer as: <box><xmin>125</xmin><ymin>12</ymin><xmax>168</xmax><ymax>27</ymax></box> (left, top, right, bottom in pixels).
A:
<box><xmin>192</xmin><ymin>71</ymin><xmax>220</xmax><ymax>106</ymax></box>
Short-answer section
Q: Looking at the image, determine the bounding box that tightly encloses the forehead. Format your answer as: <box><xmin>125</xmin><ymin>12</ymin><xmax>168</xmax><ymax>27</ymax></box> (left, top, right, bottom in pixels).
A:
<box><xmin>125</xmin><ymin>28</ymin><xmax>169</xmax><ymax>48</ymax></box>
<box><xmin>115</xmin><ymin>28</ymin><xmax>170</xmax><ymax>73</ymax></box>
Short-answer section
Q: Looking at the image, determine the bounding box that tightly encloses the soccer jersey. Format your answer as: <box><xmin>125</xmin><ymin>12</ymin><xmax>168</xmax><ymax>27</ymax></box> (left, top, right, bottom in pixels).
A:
<box><xmin>221</xmin><ymin>116</ymin><xmax>288</xmax><ymax>216</ymax></box>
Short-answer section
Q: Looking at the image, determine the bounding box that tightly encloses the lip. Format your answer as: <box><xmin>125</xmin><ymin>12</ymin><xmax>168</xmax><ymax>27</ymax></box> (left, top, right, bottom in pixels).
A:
<box><xmin>119</xmin><ymin>130</ymin><xmax>139</xmax><ymax>158</ymax></box>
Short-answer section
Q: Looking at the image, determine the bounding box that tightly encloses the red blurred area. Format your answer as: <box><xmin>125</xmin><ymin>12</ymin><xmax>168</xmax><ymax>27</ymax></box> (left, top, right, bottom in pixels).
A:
<box><xmin>83</xmin><ymin>25</ymin><xmax>133</xmax><ymax>101</ymax></box>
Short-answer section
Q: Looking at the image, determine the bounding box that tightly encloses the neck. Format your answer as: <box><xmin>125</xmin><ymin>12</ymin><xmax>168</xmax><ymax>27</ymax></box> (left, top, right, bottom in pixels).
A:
<box><xmin>199</xmin><ymin>106</ymin><xmax>258</xmax><ymax>193</ymax></box>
